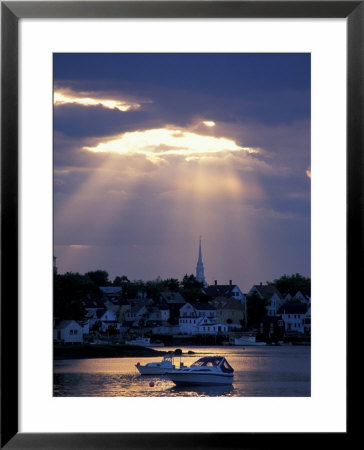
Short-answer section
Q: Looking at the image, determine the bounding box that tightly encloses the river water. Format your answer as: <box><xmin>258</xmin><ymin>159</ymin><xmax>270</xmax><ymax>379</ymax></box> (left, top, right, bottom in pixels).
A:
<box><xmin>53</xmin><ymin>345</ymin><xmax>310</xmax><ymax>397</ymax></box>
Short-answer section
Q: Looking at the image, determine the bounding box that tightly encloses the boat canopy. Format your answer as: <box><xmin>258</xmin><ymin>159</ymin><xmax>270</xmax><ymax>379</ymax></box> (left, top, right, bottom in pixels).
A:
<box><xmin>192</xmin><ymin>356</ymin><xmax>234</xmax><ymax>373</ymax></box>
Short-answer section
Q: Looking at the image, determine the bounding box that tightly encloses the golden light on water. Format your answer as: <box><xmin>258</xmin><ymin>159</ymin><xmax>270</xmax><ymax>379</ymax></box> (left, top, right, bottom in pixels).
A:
<box><xmin>54</xmin><ymin>90</ymin><xmax>141</xmax><ymax>112</ymax></box>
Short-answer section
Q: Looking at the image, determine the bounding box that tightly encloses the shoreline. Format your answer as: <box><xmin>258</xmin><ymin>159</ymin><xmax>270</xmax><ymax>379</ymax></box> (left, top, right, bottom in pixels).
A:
<box><xmin>54</xmin><ymin>341</ymin><xmax>310</xmax><ymax>360</ymax></box>
<box><xmin>54</xmin><ymin>343</ymin><xmax>167</xmax><ymax>360</ymax></box>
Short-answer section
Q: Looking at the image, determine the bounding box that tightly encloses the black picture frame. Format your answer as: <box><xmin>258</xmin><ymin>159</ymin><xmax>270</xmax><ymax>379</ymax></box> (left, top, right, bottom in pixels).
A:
<box><xmin>1</xmin><ymin>1</ymin><xmax>358</xmax><ymax>448</ymax></box>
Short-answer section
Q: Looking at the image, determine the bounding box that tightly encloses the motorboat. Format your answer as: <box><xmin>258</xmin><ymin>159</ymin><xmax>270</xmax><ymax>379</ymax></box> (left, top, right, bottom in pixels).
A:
<box><xmin>136</xmin><ymin>354</ymin><xmax>175</xmax><ymax>375</ymax></box>
<box><xmin>125</xmin><ymin>337</ymin><xmax>164</xmax><ymax>347</ymax></box>
<box><xmin>233</xmin><ymin>336</ymin><xmax>266</xmax><ymax>346</ymax></box>
<box><xmin>166</xmin><ymin>356</ymin><xmax>234</xmax><ymax>386</ymax></box>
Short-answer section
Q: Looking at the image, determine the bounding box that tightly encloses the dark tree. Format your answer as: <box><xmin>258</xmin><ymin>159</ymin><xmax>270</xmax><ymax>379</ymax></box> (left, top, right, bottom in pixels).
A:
<box><xmin>162</xmin><ymin>278</ymin><xmax>180</xmax><ymax>292</ymax></box>
<box><xmin>54</xmin><ymin>272</ymin><xmax>100</xmax><ymax>320</ymax></box>
<box><xmin>85</xmin><ymin>270</ymin><xmax>111</xmax><ymax>286</ymax></box>
<box><xmin>113</xmin><ymin>275</ymin><xmax>130</xmax><ymax>286</ymax></box>
<box><xmin>246</xmin><ymin>293</ymin><xmax>268</xmax><ymax>329</ymax></box>
<box><xmin>269</xmin><ymin>273</ymin><xmax>311</xmax><ymax>296</ymax></box>
<box><xmin>180</xmin><ymin>274</ymin><xmax>209</xmax><ymax>302</ymax></box>
<box><xmin>145</xmin><ymin>278</ymin><xmax>165</xmax><ymax>299</ymax></box>
<box><xmin>181</xmin><ymin>274</ymin><xmax>203</xmax><ymax>290</ymax></box>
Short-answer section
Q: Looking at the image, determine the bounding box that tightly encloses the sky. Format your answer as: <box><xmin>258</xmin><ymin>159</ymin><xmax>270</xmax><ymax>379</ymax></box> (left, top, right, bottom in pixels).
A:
<box><xmin>53</xmin><ymin>53</ymin><xmax>310</xmax><ymax>292</ymax></box>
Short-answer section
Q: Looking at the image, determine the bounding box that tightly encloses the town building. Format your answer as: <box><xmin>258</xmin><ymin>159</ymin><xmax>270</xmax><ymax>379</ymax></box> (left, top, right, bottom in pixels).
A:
<box><xmin>257</xmin><ymin>316</ymin><xmax>285</xmax><ymax>342</ymax></box>
<box><xmin>277</xmin><ymin>303</ymin><xmax>309</xmax><ymax>335</ymax></box>
<box><xmin>82</xmin><ymin>296</ymin><xmax>107</xmax><ymax>333</ymax></box>
<box><xmin>247</xmin><ymin>283</ymin><xmax>284</xmax><ymax>317</ymax></box>
<box><xmin>293</xmin><ymin>290</ymin><xmax>310</xmax><ymax>304</ymax></box>
<box><xmin>210</xmin><ymin>297</ymin><xmax>245</xmax><ymax>328</ymax></box>
<box><xmin>54</xmin><ymin>320</ymin><xmax>83</xmax><ymax>343</ymax></box>
<box><xmin>99</xmin><ymin>286</ymin><xmax>123</xmax><ymax>303</ymax></box>
<box><xmin>124</xmin><ymin>304</ymin><xmax>148</xmax><ymax>326</ymax></box>
<box><xmin>159</xmin><ymin>291</ymin><xmax>186</xmax><ymax>322</ymax></box>
<box><xmin>195</xmin><ymin>316</ymin><xmax>229</xmax><ymax>335</ymax></box>
<box><xmin>179</xmin><ymin>302</ymin><xmax>217</xmax><ymax>334</ymax></box>
<box><xmin>303</xmin><ymin>298</ymin><xmax>311</xmax><ymax>336</ymax></box>
<box><xmin>204</xmin><ymin>280</ymin><xmax>246</xmax><ymax>304</ymax></box>
<box><xmin>99</xmin><ymin>308</ymin><xmax>120</xmax><ymax>333</ymax></box>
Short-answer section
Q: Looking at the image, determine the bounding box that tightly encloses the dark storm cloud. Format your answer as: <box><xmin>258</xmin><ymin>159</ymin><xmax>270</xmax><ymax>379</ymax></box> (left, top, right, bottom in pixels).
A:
<box><xmin>54</xmin><ymin>103</ymin><xmax>157</xmax><ymax>138</ymax></box>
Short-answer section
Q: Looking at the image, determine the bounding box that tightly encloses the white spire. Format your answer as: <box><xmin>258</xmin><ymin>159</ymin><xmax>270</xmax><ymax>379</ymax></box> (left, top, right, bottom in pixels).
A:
<box><xmin>196</xmin><ymin>236</ymin><xmax>206</xmax><ymax>286</ymax></box>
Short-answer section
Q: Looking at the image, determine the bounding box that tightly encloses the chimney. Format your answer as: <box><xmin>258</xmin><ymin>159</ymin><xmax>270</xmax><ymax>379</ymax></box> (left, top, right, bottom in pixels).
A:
<box><xmin>229</xmin><ymin>280</ymin><xmax>232</xmax><ymax>286</ymax></box>
<box><xmin>214</xmin><ymin>280</ymin><xmax>217</xmax><ymax>285</ymax></box>
<box><xmin>260</xmin><ymin>282</ymin><xmax>262</xmax><ymax>286</ymax></box>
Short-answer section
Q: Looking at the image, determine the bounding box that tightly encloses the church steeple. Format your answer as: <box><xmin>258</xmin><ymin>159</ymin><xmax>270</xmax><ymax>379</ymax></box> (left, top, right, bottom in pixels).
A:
<box><xmin>196</xmin><ymin>236</ymin><xmax>206</xmax><ymax>286</ymax></box>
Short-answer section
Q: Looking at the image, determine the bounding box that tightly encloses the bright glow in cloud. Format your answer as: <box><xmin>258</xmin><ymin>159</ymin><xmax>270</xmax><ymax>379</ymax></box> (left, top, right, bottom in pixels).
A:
<box><xmin>54</xmin><ymin>90</ymin><xmax>141</xmax><ymax>111</ymax></box>
<box><xmin>306</xmin><ymin>169</ymin><xmax>311</xmax><ymax>179</ymax></box>
<box><xmin>83</xmin><ymin>128</ymin><xmax>257</xmax><ymax>161</ymax></box>
<box><xmin>203</xmin><ymin>121</ymin><xmax>216</xmax><ymax>127</ymax></box>
<box><xmin>69</xmin><ymin>244</ymin><xmax>92</xmax><ymax>249</ymax></box>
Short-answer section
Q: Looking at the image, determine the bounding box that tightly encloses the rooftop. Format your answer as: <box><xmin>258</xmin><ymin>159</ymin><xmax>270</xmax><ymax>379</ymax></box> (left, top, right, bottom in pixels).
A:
<box><xmin>278</xmin><ymin>303</ymin><xmax>308</xmax><ymax>315</ymax></box>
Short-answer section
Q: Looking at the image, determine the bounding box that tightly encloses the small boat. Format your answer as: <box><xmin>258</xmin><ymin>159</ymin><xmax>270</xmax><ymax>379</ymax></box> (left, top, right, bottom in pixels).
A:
<box><xmin>136</xmin><ymin>354</ymin><xmax>175</xmax><ymax>375</ymax></box>
<box><xmin>124</xmin><ymin>337</ymin><xmax>164</xmax><ymax>347</ymax></box>
<box><xmin>166</xmin><ymin>356</ymin><xmax>234</xmax><ymax>386</ymax></box>
<box><xmin>233</xmin><ymin>336</ymin><xmax>266</xmax><ymax>346</ymax></box>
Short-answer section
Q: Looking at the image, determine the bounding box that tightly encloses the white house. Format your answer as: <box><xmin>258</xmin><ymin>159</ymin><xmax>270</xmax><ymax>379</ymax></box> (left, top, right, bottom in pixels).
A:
<box><xmin>277</xmin><ymin>303</ymin><xmax>309</xmax><ymax>334</ymax></box>
<box><xmin>283</xmin><ymin>292</ymin><xmax>293</xmax><ymax>302</ymax></box>
<box><xmin>179</xmin><ymin>302</ymin><xmax>217</xmax><ymax>334</ymax></box>
<box><xmin>303</xmin><ymin>298</ymin><xmax>311</xmax><ymax>336</ymax></box>
<box><xmin>266</xmin><ymin>292</ymin><xmax>285</xmax><ymax>317</ymax></box>
<box><xmin>196</xmin><ymin>316</ymin><xmax>229</xmax><ymax>335</ymax></box>
<box><xmin>82</xmin><ymin>308</ymin><xmax>106</xmax><ymax>334</ymax></box>
<box><xmin>99</xmin><ymin>309</ymin><xmax>120</xmax><ymax>332</ymax></box>
<box><xmin>54</xmin><ymin>320</ymin><xmax>83</xmax><ymax>343</ymax></box>
<box><xmin>293</xmin><ymin>290</ymin><xmax>310</xmax><ymax>304</ymax></box>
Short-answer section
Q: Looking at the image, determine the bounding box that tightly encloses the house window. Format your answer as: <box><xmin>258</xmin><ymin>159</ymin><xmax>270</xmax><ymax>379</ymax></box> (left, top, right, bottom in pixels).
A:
<box><xmin>74</xmin><ymin>330</ymin><xmax>78</xmax><ymax>335</ymax></box>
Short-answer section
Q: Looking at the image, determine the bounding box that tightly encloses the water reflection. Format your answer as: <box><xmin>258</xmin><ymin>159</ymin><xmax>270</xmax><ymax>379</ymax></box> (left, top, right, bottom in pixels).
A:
<box><xmin>54</xmin><ymin>346</ymin><xmax>310</xmax><ymax>397</ymax></box>
<box><xmin>167</xmin><ymin>384</ymin><xmax>235</xmax><ymax>397</ymax></box>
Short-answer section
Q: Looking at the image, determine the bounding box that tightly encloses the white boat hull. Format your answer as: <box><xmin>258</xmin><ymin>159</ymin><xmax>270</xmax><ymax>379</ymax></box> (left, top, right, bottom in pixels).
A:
<box><xmin>166</xmin><ymin>372</ymin><xmax>233</xmax><ymax>386</ymax></box>
<box><xmin>136</xmin><ymin>366</ymin><xmax>167</xmax><ymax>375</ymax></box>
<box><xmin>136</xmin><ymin>365</ymin><xmax>172</xmax><ymax>375</ymax></box>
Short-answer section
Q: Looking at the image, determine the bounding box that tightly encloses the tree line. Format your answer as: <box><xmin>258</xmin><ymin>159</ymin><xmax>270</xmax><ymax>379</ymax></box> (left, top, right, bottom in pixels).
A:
<box><xmin>54</xmin><ymin>270</ymin><xmax>208</xmax><ymax>320</ymax></box>
<box><xmin>54</xmin><ymin>269</ymin><xmax>310</xmax><ymax>328</ymax></box>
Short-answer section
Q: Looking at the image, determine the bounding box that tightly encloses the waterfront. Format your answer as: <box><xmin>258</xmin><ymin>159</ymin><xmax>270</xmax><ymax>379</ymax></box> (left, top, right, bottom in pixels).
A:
<box><xmin>54</xmin><ymin>345</ymin><xmax>310</xmax><ymax>397</ymax></box>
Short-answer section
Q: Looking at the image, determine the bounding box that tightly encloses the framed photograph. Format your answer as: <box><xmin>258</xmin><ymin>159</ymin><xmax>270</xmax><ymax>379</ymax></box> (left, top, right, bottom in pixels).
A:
<box><xmin>1</xmin><ymin>1</ymin><xmax>358</xmax><ymax>448</ymax></box>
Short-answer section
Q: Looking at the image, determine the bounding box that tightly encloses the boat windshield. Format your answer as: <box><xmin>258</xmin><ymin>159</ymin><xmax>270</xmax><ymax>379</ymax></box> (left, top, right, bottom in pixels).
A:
<box><xmin>192</xmin><ymin>357</ymin><xmax>222</xmax><ymax>367</ymax></box>
<box><xmin>191</xmin><ymin>356</ymin><xmax>234</xmax><ymax>372</ymax></box>
<box><xmin>220</xmin><ymin>359</ymin><xmax>234</xmax><ymax>373</ymax></box>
